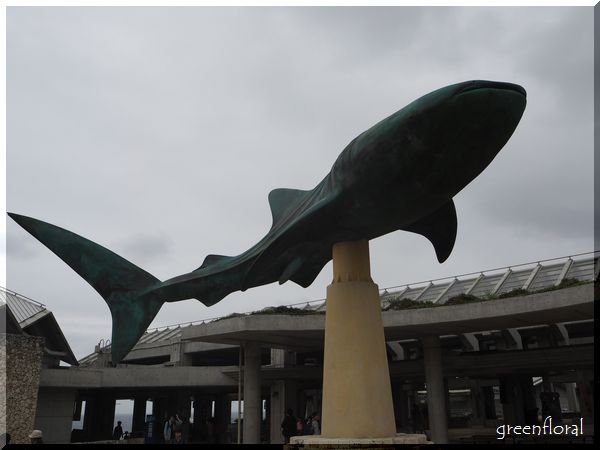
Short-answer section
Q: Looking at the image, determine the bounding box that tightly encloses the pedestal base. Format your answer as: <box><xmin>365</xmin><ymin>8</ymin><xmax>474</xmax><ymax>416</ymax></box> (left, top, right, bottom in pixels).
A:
<box><xmin>321</xmin><ymin>240</ymin><xmax>396</xmax><ymax>438</ymax></box>
<box><xmin>288</xmin><ymin>433</ymin><xmax>431</xmax><ymax>447</ymax></box>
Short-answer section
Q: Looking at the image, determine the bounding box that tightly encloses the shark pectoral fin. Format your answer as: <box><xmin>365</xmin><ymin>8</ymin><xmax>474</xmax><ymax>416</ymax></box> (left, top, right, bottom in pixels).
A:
<box><xmin>268</xmin><ymin>188</ymin><xmax>308</xmax><ymax>228</ymax></box>
<box><xmin>7</xmin><ymin>212</ymin><xmax>164</xmax><ymax>363</ymax></box>
<box><xmin>278</xmin><ymin>255</ymin><xmax>305</xmax><ymax>285</ymax></box>
<box><xmin>289</xmin><ymin>251</ymin><xmax>331</xmax><ymax>288</ymax></box>
<box><xmin>403</xmin><ymin>200</ymin><xmax>457</xmax><ymax>263</ymax></box>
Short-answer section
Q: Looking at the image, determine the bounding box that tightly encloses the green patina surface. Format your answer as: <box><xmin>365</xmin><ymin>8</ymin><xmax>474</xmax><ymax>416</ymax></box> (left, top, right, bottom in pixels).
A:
<box><xmin>9</xmin><ymin>80</ymin><xmax>527</xmax><ymax>362</ymax></box>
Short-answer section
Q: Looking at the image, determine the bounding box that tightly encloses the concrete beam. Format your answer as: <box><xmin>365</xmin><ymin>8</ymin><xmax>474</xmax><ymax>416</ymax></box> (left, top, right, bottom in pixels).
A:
<box><xmin>387</xmin><ymin>342</ymin><xmax>406</xmax><ymax>360</ymax></box>
<box><xmin>458</xmin><ymin>333</ymin><xmax>479</xmax><ymax>352</ymax></box>
<box><xmin>39</xmin><ymin>366</ymin><xmax>238</xmax><ymax>388</ymax></box>
<box><xmin>180</xmin><ymin>284</ymin><xmax>592</xmax><ymax>349</ymax></box>
<box><xmin>121</xmin><ymin>340</ymin><xmax>237</xmax><ymax>364</ymax></box>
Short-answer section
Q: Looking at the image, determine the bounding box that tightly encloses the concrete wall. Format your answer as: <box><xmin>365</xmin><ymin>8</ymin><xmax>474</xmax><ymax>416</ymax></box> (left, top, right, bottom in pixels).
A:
<box><xmin>34</xmin><ymin>387</ymin><xmax>77</xmax><ymax>444</ymax></box>
<box><xmin>0</xmin><ymin>333</ymin><xmax>44</xmax><ymax>444</ymax></box>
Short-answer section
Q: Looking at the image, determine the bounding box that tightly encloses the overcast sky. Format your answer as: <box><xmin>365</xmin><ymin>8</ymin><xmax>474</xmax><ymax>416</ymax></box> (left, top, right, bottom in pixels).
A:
<box><xmin>5</xmin><ymin>6</ymin><xmax>594</xmax><ymax>360</ymax></box>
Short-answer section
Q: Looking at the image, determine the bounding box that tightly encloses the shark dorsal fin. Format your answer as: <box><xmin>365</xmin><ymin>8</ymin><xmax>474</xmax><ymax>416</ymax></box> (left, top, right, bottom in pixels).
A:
<box><xmin>268</xmin><ymin>188</ymin><xmax>307</xmax><ymax>228</ymax></box>
<box><xmin>403</xmin><ymin>200</ymin><xmax>457</xmax><ymax>263</ymax></box>
<box><xmin>196</xmin><ymin>254</ymin><xmax>231</xmax><ymax>271</ymax></box>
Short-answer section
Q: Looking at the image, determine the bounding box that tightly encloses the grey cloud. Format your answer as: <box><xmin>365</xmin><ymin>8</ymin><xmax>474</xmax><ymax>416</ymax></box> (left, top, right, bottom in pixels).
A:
<box><xmin>115</xmin><ymin>232</ymin><xmax>173</xmax><ymax>265</ymax></box>
<box><xmin>5</xmin><ymin>229</ymin><xmax>42</xmax><ymax>260</ymax></box>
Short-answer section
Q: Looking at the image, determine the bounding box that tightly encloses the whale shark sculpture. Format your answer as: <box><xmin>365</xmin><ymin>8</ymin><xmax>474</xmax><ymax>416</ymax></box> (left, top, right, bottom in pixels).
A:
<box><xmin>8</xmin><ymin>80</ymin><xmax>526</xmax><ymax>363</ymax></box>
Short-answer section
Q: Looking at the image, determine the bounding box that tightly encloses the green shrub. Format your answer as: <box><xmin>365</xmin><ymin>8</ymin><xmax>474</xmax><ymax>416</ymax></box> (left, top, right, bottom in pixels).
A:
<box><xmin>497</xmin><ymin>288</ymin><xmax>529</xmax><ymax>299</ymax></box>
<box><xmin>535</xmin><ymin>277</ymin><xmax>588</xmax><ymax>293</ymax></box>
<box><xmin>250</xmin><ymin>305</ymin><xmax>322</xmax><ymax>316</ymax></box>
<box><xmin>444</xmin><ymin>293</ymin><xmax>486</xmax><ymax>305</ymax></box>
<box><xmin>385</xmin><ymin>297</ymin><xmax>435</xmax><ymax>310</ymax></box>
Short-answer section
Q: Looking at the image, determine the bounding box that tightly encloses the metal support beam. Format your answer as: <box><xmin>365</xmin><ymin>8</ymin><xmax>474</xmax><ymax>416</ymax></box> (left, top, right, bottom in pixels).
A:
<box><xmin>554</xmin><ymin>259</ymin><xmax>573</xmax><ymax>286</ymax></box>
<box><xmin>491</xmin><ymin>269</ymin><xmax>512</xmax><ymax>296</ymax></box>
<box><xmin>414</xmin><ymin>283</ymin><xmax>432</xmax><ymax>301</ymax></box>
<box><xmin>465</xmin><ymin>273</ymin><xmax>484</xmax><ymax>295</ymax></box>
<box><xmin>522</xmin><ymin>264</ymin><xmax>542</xmax><ymax>290</ymax></box>
<box><xmin>434</xmin><ymin>278</ymin><xmax>457</xmax><ymax>304</ymax></box>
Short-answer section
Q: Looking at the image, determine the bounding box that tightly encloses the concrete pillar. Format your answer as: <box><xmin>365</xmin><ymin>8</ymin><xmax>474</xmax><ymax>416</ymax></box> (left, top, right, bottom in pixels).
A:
<box><xmin>391</xmin><ymin>381</ymin><xmax>404</xmax><ymax>431</ymax></box>
<box><xmin>83</xmin><ymin>393</ymin><xmax>116</xmax><ymax>441</ymax></box>
<box><xmin>33</xmin><ymin>388</ymin><xmax>77</xmax><ymax>444</ymax></box>
<box><xmin>297</xmin><ymin>390</ymin><xmax>307</xmax><ymax>421</ymax></box>
<box><xmin>566</xmin><ymin>382</ymin><xmax>580</xmax><ymax>413</ymax></box>
<box><xmin>177</xmin><ymin>391</ymin><xmax>192</xmax><ymax>420</ymax></box>
<box><xmin>269</xmin><ymin>380</ymin><xmax>297</xmax><ymax>444</ymax></box>
<box><xmin>152</xmin><ymin>396</ymin><xmax>167</xmax><ymax>428</ymax></box>
<box><xmin>82</xmin><ymin>396</ymin><xmax>94</xmax><ymax>441</ymax></box>
<box><xmin>469</xmin><ymin>379</ymin><xmax>485</xmax><ymax>427</ymax></box>
<box><xmin>243</xmin><ymin>341</ymin><xmax>262</xmax><ymax>443</ymax></box>
<box><xmin>393</xmin><ymin>382</ymin><xmax>410</xmax><ymax>431</ymax></box>
<box><xmin>482</xmin><ymin>386</ymin><xmax>496</xmax><ymax>420</ymax></box>
<box><xmin>500</xmin><ymin>375</ymin><xmax>525</xmax><ymax>425</ymax></box>
<box><xmin>193</xmin><ymin>395</ymin><xmax>214</xmax><ymax>443</ymax></box>
<box><xmin>422</xmin><ymin>335</ymin><xmax>448</xmax><ymax>444</ymax></box>
<box><xmin>520</xmin><ymin>376</ymin><xmax>537</xmax><ymax>425</ymax></box>
<box><xmin>576</xmin><ymin>370</ymin><xmax>594</xmax><ymax>426</ymax></box>
<box><xmin>132</xmin><ymin>396</ymin><xmax>147</xmax><ymax>435</ymax></box>
<box><xmin>214</xmin><ymin>394</ymin><xmax>231</xmax><ymax>444</ymax></box>
<box><xmin>400</xmin><ymin>388</ymin><xmax>411</xmax><ymax>431</ymax></box>
<box><xmin>444</xmin><ymin>377</ymin><xmax>451</xmax><ymax>424</ymax></box>
<box><xmin>167</xmin><ymin>393</ymin><xmax>179</xmax><ymax>420</ymax></box>
<box><xmin>321</xmin><ymin>240</ymin><xmax>396</xmax><ymax>438</ymax></box>
<box><xmin>269</xmin><ymin>381</ymin><xmax>284</xmax><ymax>444</ymax></box>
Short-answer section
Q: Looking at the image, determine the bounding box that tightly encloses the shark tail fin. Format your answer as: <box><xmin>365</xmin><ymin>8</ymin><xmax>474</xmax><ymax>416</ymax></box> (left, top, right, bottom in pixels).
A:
<box><xmin>7</xmin><ymin>212</ymin><xmax>164</xmax><ymax>363</ymax></box>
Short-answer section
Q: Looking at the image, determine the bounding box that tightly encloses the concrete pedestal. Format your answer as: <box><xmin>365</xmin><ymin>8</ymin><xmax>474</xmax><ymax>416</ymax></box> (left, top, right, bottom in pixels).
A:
<box><xmin>321</xmin><ymin>241</ymin><xmax>395</xmax><ymax>438</ymax></box>
<box><xmin>289</xmin><ymin>433</ymin><xmax>430</xmax><ymax>447</ymax></box>
<box><xmin>318</xmin><ymin>240</ymin><xmax>429</xmax><ymax>445</ymax></box>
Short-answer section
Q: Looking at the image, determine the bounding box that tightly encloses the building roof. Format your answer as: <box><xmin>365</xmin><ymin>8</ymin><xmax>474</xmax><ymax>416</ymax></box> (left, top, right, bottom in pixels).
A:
<box><xmin>0</xmin><ymin>287</ymin><xmax>78</xmax><ymax>366</ymax></box>
<box><xmin>0</xmin><ymin>288</ymin><xmax>47</xmax><ymax>323</ymax></box>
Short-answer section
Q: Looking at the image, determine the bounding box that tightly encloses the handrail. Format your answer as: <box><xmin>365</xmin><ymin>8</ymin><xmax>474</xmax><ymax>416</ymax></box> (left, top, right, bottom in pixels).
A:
<box><xmin>0</xmin><ymin>285</ymin><xmax>47</xmax><ymax>308</ymax></box>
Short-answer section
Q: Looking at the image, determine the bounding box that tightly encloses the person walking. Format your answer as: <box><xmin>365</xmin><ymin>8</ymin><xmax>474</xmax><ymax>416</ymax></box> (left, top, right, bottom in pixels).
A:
<box><xmin>113</xmin><ymin>420</ymin><xmax>123</xmax><ymax>440</ymax></box>
<box><xmin>311</xmin><ymin>413</ymin><xmax>320</xmax><ymax>435</ymax></box>
<box><xmin>164</xmin><ymin>416</ymin><xmax>175</xmax><ymax>443</ymax></box>
<box><xmin>281</xmin><ymin>408</ymin><xmax>297</xmax><ymax>443</ymax></box>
